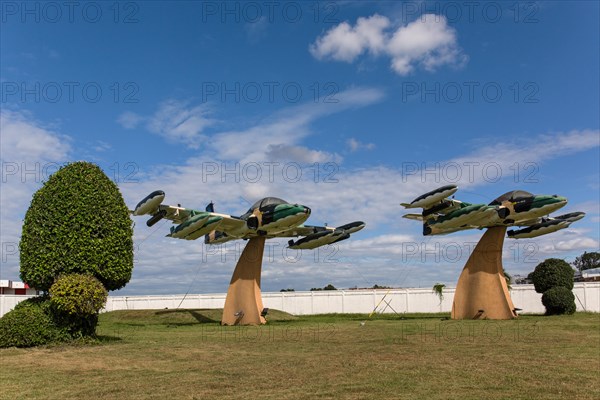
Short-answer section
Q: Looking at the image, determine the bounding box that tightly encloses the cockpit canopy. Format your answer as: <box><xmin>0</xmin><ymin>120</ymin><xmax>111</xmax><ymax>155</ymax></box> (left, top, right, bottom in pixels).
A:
<box><xmin>489</xmin><ymin>190</ymin><xmax>534</xmax><ymax>206</ymax></box>
<box><xmin>240</xmin><ymin>197</ymin><xmax>289</xmax><ymax>219</ymax></box>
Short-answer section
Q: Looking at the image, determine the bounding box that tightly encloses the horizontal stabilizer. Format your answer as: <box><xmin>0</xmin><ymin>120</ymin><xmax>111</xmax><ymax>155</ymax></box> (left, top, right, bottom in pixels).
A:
<box><xmin>335</xmin><ymin>221</ymin><xmax>366</xmax><ymax>234</ymax></box>
<box><xmin>553</xmin><ymin>211</ymin><xmax>585</xmax><ymax>223</ymax></box>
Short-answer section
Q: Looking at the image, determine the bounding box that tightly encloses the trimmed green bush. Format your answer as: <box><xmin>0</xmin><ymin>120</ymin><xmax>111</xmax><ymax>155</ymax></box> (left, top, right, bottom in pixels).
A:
<box><xmin>0</xmin><ymin>300</ymin><xmax>68</xmax><ymax>348</ymax></box>
<box><xmin>531</xmin><ymin>258</ymin><xmax>574</xmax><ymax>293</ymax></box>
<box><xmin>542</xmin><ymin>286</ymin><xmax>576</xmax><ymax>315</ymax></box>
<box><xmin>13</xmin><ymin>294</ymin><xmax>50</xmax><ymax>311</ymax></box>
<box><xmin>50</xmin><ymin>274</ymin><xmax>108</xmax><ymax>316</ymax></box>
<box><xmin>19</xmin><ymin>161</ymin><xmax>134</xmax><ymax>291</ymax></box>
<box><xmin>50</xmin><ymin>274</ymin><xmax>108</xmax><ymax>337</ymax></box>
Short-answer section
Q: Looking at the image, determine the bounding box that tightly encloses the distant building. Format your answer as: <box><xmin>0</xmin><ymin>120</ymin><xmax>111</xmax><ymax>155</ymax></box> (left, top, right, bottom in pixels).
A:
<box><xmin>0</xmin><ymin>280</ymin><xmax>39</xmax><ymax>295</ymax></box>
<box><xmin>513</xmin><ymin>274</ymin><xmax>532</xmax><ymax>285</ymax></box>
<box><xmin>575</xmin><ymin>268</ymin><xmax>600</xmax><ymax>282</ymax></box>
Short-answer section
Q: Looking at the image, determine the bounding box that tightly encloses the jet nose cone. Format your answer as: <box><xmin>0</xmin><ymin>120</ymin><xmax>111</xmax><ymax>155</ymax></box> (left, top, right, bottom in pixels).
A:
<box><xmin>549</xmin><ymin>195</ymin><xmax>568</xmax><ymax>204</ymax></box>
<box><xmin>304</xmin><ymin>206</ymin><xmax>311</xmax><ymax>215</ymax></box>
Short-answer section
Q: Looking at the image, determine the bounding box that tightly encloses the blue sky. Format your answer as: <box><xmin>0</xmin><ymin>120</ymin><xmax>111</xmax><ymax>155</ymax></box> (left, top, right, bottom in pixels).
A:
<box><xmin>1</xmin><ymin>1</ymin><xmax>599</xmax><ymax>294</ymax></box>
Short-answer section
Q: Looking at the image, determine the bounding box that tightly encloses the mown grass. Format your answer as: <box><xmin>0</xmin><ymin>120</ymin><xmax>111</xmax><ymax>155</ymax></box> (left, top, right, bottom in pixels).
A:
<box><xmin>1</xmin><ymin>310</ymin><xmax>599</xmax><ymax>400</ymax></box>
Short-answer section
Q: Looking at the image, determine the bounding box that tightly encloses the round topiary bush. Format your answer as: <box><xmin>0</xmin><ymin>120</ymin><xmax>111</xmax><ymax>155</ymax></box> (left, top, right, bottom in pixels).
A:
<box><xmin>50</xmin><ymin>274</ymin><xmax>108</xmax><ymax>316</ymax></box>
<box><xmin>541</xmin><ymin>286</ymin><xmax>576</xmax><ymax>315</ymax></box>
<box><xmin>50</xmin><ymin>274</ymin><xmax>108</xmax><ymax>336</ymax></box>
<box><xmin>0</xmin><ymin>299</ymin><xmax>68</xmax><ymax>348</ymax></box>
<box><xmin>531</xmin><ymin>258</ymin><xmax>574</xmax><ymax>293</ymax></box>
<box><xmin>19</xmin><ymin>161</ymin><xmax>134</xmax><ymax>292</ymax></box>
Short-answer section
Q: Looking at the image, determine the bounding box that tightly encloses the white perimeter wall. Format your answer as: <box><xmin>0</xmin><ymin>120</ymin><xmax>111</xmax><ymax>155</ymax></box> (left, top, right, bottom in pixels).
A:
<box><xmin>2</xmin><ymin>283</ymin><xmax>599</xmax><ymax>318</ymax></box>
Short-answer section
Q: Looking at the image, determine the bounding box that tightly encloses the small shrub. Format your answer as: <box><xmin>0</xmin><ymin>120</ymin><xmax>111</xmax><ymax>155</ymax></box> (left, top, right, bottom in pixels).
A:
<box><xmin>13</xmin><ymin>295</ymin><xmax>50</xmax><ymax>311</ymax></box>
<box><xmin>531</xmin><ymin>258</ymin><xmax>574</xmax><ymax>293</ymax></box>
<box><xmin>0</xmin><ymin>300</ymin><xmax>68</xmax><ymax>348</ymax></box>
<box><xmin>542</xmin><ymin>286</ymin><xmax>576</xmax><ymax>315</ymax></box>
<box><xmin>50</xmin><ymin>274</ymin><xmax>108</xmax><ymax>336</ymax></box>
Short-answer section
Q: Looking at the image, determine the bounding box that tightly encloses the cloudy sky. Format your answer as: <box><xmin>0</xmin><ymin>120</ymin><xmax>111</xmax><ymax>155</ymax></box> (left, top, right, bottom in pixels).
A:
<box><xmin>1</xmin><ymin>1</ymin><xmax>598</xmax><ymax>295</ymax></box>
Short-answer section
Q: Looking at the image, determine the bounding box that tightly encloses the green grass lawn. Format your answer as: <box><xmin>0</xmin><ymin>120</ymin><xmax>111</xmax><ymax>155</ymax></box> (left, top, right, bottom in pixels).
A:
<box><xmin>1</xmin><ymin>310</ymin><xmax>599</xmax><ymax>400</ymax></box>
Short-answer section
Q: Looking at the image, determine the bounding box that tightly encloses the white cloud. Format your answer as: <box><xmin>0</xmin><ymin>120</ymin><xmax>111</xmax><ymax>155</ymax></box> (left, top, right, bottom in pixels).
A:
<box><xmin>552</xmin><ymin>238</ymin><xmax>599</xmax><ymax>252</ymax></box>
<box><xmin>117</xmin><ymin>111</ymin><xmax>143</xmax><ymax>129</ymax></box>
<box><xmin>310</xmin><ymin>14</ymin><xmax>390</xmax><ymax>62</ymax></box>
<box><xmin>347</xmin><ymin>138</ymin><xmax>376</xmax><ymax>152</ymax></box>
<box><xmin>119</xmin><ymin>100</ymin><xmax>214</xmax><ymax>148</ymax></box>
<box><xmin>1</xmin><ymin>109</ymin><xmax>71</xmax><ymax>161</ymax></box>
<box><xmin>265</xmin><ymin>144</ymin><xmax>341</xmax><ymax>164</ymax></box>
<box><xmin>245</xmin><ymin>16</ymin><xmax>269</xmax><ymax>43</ymax></box>
<box><xmin>119</xmin><ymin>87</ymin><xmax>384</xmax><ymax>158</ymax></box>
<box><xmin>206</xmin><ymin>87</ymin><xmax>384</xmax><ymax>163</ymax></box>
<box><xmin>387</xmin><ymin>14</ymin><xmax>467</xmax><ymax>75</ymax></box>
<box><xmin>310</xmin><ymin>13</ymin><xmax>468</xmax><ymax>75</ymax></box>
<box><xmin>147</xmin><ymin>100</ymin><xmax>213</xmax><ymax>149</ymax></box>
<box><xmin>93</xmin><ymin>141</ymin><xmax>112</xmax><ymax>152</ymax></box>
<box><xmin>0</xmin><ymin>109</ymin><xmax>72</xmax><ymax>281</ymax></box>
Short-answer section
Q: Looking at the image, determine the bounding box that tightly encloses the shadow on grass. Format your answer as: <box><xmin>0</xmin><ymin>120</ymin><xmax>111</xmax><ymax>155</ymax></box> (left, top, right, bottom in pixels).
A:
<box><xmin>154</xmin><ymin>309</ymin><xmax>219</xmax><ymax>324</ymax></box>
<box><xmin>299</xmin><ymin>313</ymin><xmax>452</xmax><ymax>323</ymax></box>
<box><xmin>94</xmin><ymin>335</ymin><xmax>124</xmax><ymax>343</ymax></box>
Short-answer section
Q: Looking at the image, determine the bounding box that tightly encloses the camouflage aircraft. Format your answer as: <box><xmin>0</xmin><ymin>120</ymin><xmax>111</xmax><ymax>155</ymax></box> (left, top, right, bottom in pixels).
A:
<box><xmin>132</xmin><ymin>191</ymin><xmax>365</xmax><ymax>249</ymax></box>
<box><xmin>402</xmin><ymin>185</ymin><xmax>585</xmax><ymax>239</ymax></box>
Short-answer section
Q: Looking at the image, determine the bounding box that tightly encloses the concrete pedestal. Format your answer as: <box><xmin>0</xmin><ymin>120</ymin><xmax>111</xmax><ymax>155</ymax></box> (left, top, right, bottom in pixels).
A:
<box><xmin>221</xmin><ymin>237</ymin><xmax>267</xmax><ymax>325</ymax></box>
<box><xmin>451</xmin><ymin>226</ymin><xmax>517</xmax><ymax>320</ymax></box>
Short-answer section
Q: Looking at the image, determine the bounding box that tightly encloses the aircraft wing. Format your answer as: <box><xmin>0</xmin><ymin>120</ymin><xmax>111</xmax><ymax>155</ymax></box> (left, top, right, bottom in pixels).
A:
<box><xmin>287</xmin><ymin>221</ymin><xmax>365</xmax><ymax>250</ymax></box>
<box><xmin>269</xmin><ymin>224</ymin><xmax>325</xmax><ymax>238</ymax></box>
<box><xmin>507</xmin><ymin>211</ymin><xmax>586</xmax><ymax>239</ymax></box>
<box><xmin>402</xmin><ymin>214</ymin><xmax>424</xmax><ymax>221</ymax></box>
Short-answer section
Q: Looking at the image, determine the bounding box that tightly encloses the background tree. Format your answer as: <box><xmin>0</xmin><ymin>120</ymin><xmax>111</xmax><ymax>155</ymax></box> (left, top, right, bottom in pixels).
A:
<box><xmin>503</xmin><ymin>270</ymin><xmax>512</xmax><ymax>290</ymax></box>
<box><xmin>573</xmin><ymin>251</ymin><xmax>600</xmax><ymax>273</ymax></box>
<box><xmin>432</xmin><ymin>283</ymin><xmax>445</xmax><ymax>302</ymax></box>
<box><xmin>372</xmin><ymin>284</ymin><xmax>392</xmax><ymax>289</ymax></box>
<box><xmin>20</xmin><ymin>161</ymin><xmax>134</xmax><ymax>292</ymax></box>
<box><xmin>311</xmin><ymin>284</ymin><xmax>337</xmax><ymax>291</ymax></box>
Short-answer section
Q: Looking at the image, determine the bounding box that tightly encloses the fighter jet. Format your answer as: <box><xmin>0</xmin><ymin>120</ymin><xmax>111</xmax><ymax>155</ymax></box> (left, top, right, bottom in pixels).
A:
<box><xmin>401</xmin><ymin>185</ymin><xmax>585</xmax><ymax>239</ymax></box>
<box><xmin>132</xmin><ymin>191</ymin><xmax>365</xmax><ymax>249</ymax></box>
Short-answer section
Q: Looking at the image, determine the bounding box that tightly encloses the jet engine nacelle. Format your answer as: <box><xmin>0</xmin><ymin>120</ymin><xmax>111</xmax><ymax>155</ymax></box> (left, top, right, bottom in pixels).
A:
<box><xmin>247</xmin><ymin>215</ymin><xmax>259</xmax><ymax>230</ymax></box>
<box><xmin>288</xmin><ymin>230</ymin><xmax>348</xmax><ymax>250</ymax></box>
<box><xmin>147</xmin><ymin>209</ymin><xmax>167</xmax><ymax>227</ymax></box>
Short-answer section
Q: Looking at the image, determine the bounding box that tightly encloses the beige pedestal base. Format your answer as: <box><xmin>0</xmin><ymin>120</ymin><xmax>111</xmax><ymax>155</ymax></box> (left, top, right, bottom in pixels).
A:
<box><xmin>221</xmin><ymin>236</ymin><xmax>267</xmax><ymax>325</ymax></box>
<box><xmin>451</xmin><ymin>226</ymin><xmax>517</xmax><ymax>320</ymax></box>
